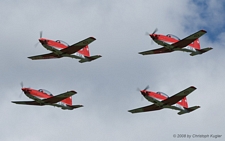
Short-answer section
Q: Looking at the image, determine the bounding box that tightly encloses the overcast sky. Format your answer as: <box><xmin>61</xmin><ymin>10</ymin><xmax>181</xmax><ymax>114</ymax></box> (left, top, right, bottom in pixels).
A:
<box><xmin>0</xmin><ymin>0</ymin><xmax>224</xmax><ymax>140</ymax></box>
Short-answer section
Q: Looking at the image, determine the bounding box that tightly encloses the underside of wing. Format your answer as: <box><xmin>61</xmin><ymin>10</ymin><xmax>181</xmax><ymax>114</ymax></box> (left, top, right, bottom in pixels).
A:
<box><xmin>139</xmin><ymin>47</ymin><xmax>172</xmax><ymax>55</ymax></box>
<box><xmin>172</xmin><ymin>30</ymin><xmax>206</xmax><ymax>48</ymax></box>
<box><xmin>28</xmin><ymin>53</ymin><xmax>59</xmax><ymax>60</ymax></box>
<box><xmin>60</xmin><ymin>37</ymin><xmax>96</xmax><ymax>54</ymax></box>
<box><xmin>128</xmin><ymin>104</ymin><xmax>162</xmax><ymax>113</ymax></box>
<box><xmin>12</xmin><ymin>101</ymin><xmax>42</xmax><ymax>106</ymax></box>
<box><xmin>42</xmin><ymin>91</ymin><xmax>77</xmax><ymax>104</ymax></box>
<box><xmin>162</xmin><ymin>86</ymin><xmax>196</xmax><ymax>106</ymax></box>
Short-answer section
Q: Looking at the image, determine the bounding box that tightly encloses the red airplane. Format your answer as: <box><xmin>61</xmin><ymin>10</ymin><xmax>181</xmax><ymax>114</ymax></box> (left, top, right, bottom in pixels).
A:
<box><xmin>139</xmin><ymin>29</ymin><xmax>212</xmax><ymax>56</ymax></box>
<box><xmin>12</xmin><ymin>86</ymin><xmax>83</xmax><ymax>110</ymax></box>
<box><xmin>28</xmin><ymin>32</ymin><xmax>102</xmax><ymax>63</ymax></box>
<box><xmin>129</xmin><ymin>86</ymin><xmax>200</xmax><ymax>115</ymax></box>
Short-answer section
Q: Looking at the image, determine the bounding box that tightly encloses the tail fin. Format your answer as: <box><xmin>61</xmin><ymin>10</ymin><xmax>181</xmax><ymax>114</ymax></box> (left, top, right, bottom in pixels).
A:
<box><xmin>61</xmin><ymin>96</ymin><xmax>72</xmax><ymax>106</ymax></box>
<box><xmin>181</xmin><ymin>97</ymin><xmax>188</xmax><ymax>108</ymax></box>
<box><xmin>78</xmin><ymin>46</ymin><xmax>90</xmax><ymax>57</ymax></box>
<box><xmin>192</xmin><ymin>39</ymin><xmax>200</xmax><ymax>50</ymax></box>
<box><xmin>178</xmin><ymin>106</ymin><xmax>200</xmax><ymax>115</ymax></box>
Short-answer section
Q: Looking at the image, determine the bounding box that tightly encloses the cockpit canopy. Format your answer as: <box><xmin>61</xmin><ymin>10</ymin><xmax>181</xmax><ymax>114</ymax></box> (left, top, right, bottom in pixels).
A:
<box><xmin>166</xmin><ymin>34</ymin><xmax>180</xmax><ymax>40</ymax></box>
<box><xmin>38</xmin><ymin>89</ymin><xmax>53</xmax><ymax>96</ymax></box>
<box><xmin>55</xmin><ymin>40</ymin><xmax>69</xmax><ymax>46</ymax></box>
<box><xmin>156</xmin><ymin>92</ymin><xmax>169</xmax><ymax>98</ymax></box>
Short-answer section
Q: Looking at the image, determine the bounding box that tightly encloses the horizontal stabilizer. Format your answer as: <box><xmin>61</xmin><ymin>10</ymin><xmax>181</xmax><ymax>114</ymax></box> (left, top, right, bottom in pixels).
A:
<box><xmin>67</xmin><ymin>105</ymin><xmax>83</xmax><ymax>110</ymax></box>
<box><xmin>190</xmin><ymin>47</ymin><xmax>213</xmax><ymax>56</ymax></box>
<box><xmin>177</xmin><ymin>106</ymin><xmax>200</xmax><ymax>115</ymax></box>
<box><xmin>79</xmin><ymin>55</ymin><xmax>102</xmax><ymax>63</ymax></box>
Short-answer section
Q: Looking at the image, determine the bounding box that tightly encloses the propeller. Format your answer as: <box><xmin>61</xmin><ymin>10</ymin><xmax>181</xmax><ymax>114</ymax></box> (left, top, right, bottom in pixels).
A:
<box><xmin>137</xmin><ymin>85</ymin><xmax>149</xmax><ymax>92</ymax></box>
<box><xmin>143</xmin><ymin>85</ymin><xmax>149</xmax><ymax>91</ymax></box>
<box><xmin>19</xmin><ymin>82</ymin><xmax>24</xmax><ymax>98</ymax></box>
<box><xmin>146</xmin><ymin>28</ymin><xmax>158</xmax><ymax>44</ymax></box>
<box><xmin>34</xmin><ymin>31</ymin><xmax>43</xmax><ymax>47</ymax></box>
<box><xmin>137</xmin><ymin>85</ymin><xmax>149</xmax><ymax>101</ymax></box>
<box><xmin>40</xmin><ymin>31</ymin><xmax>43</xmax><ymax>38</ymax></box>
<box><xmin>20</xmin><ymin>82</ymin><xmax>23</xmax><ymax>88</ymax></box>
<box><xmin>152</xmin><ymin>28</ymin><xmax>158</xmax><ymax>35</ymax></box>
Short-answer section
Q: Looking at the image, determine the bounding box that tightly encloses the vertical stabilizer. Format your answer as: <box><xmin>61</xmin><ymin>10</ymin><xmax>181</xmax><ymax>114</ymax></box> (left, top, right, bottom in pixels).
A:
<box><xmin>181</xmin><ymin>97</ymin><xmax>188</xmax><ymax>108</ymax></box>
<box><xmin>192</xmin><ymin>39</ymin><xmax>200</xmax><ymax>50</ymax></box>
<box><xmin>78</xmin><ymin>46</ymin><xmax>90</xmax><ymax>57</ymax></box>
<box><xmin>61</xmin><ymin>96</ymin><xmax>72</xmax><ymax>106</ymax></box>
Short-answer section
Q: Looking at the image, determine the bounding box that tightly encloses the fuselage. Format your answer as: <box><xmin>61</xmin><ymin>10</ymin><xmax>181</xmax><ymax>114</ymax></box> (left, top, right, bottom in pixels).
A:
<box><xmin>22</xmin><ymin>88</ymin><xmax>72</xmax><ymax>109</ymax></box>
<box><xmin>141</xmin><ymin>90</ymin><xmax>187</xmax><ymax>112</ymax></box>
<box><xmin>39</xmin><ymin>38</ymin><xmax>86</xmax><ymax>60</ymax></box>
<box><xmin>151</xmin><ymin>34</ymin><xmax>201</xmax><ymax>54</ymax></box>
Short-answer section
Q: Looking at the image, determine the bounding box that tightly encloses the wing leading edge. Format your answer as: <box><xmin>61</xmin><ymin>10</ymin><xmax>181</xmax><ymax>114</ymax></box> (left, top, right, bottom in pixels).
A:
<box><xmin>171</xmin><ymin>30</ymin><xmax>206</xmax><ymax>48</ymax></box>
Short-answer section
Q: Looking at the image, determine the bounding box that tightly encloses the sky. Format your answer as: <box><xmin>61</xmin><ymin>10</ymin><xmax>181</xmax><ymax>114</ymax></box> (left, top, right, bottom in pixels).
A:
<box><xmin>0</xmin><ymin>0</ymin><xmax>224</xmax><ymax>140</ymax></box>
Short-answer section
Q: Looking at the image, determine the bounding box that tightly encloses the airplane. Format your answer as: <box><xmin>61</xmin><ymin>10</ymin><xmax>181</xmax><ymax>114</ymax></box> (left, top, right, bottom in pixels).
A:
<box><xmin>12</xmin><ymin>85</ymin><xmax>83</xmax><ymax>110</ymax></box>
<box><xmin>128</xmin><ymin>86</ymin><xmax>200</xmax><ymax>115</ymax></box>
<box><xmin>139</xmin><ymin>29</ymin><xmax>212</xmax><ymax>56</ymax></box>
<box><xmin>28</xmin><ymin>32</ymin><xmax>102</xmax><ymax>63</ymax></box>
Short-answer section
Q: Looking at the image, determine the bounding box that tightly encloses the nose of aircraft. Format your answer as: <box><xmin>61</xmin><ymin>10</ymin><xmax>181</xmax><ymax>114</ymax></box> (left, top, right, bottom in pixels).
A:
<box><xmin>22</xmin><ymin>88</ymin><xmax>30</xmax><ymax>93</ymax></box>
<box><xmin>21</xmin><ymin>88</ymin><xmax>26</xmax><ymax>92</ymax></box>
<box><xmin>150</xmin><ymin>34</ymin><xmax>157</xmax><ymax>40</ymax></box>
<box><xmin>141</xmin><ymin>90</ymin><xmax>148</xmax><ymax>96</ymax></box>
<box><xmin>39</xmin><ymin>38</ymin><xmax>47</xmax><ymax>44</ymax></box>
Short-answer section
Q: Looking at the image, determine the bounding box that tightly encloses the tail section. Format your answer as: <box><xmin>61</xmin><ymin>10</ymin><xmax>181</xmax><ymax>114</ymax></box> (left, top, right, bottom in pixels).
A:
<box><xmin>61</xmin><ymin>96</ymin><xmax>72</xmax><ymax>106</ymax></box>
<box><xmin>67</xmin><ymin>105</ymin><xmax>83</xmax><ymax>110</ymax></box>
<box><xmin>191</xmin><ymin>39</ymin><xmax>200</xmax><ymax>50</ymax></box>
<box><xmin>79</xmin><ymin>55</ymin><xmax>102</xmax><ymax>63</ymax></box>
<box><xmin>178</xmin><ymin>106</ymin><xmax>200</xmax><ymax>115</ymax></box>
<box><xmin>190</xmin><ymin>47</ymin><xmax>213</xmax><ymax>56</ymax></box>
<box><xmin>78</xmin><ymin>46</ymin><xmax>90</xmax><ymax>57</ymax></box>
<box><xmin>180</xmin><ymin>97</ymin><xmax>188</xmax><ymax>108</ymax></box>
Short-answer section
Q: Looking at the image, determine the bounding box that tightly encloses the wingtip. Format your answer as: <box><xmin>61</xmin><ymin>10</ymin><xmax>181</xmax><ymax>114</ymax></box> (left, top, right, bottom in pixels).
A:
<box><xmin>90</xmin><ymin>37</ymin><xmax>96</xmax><ymax>40</ymax></box>
<box><xmin>190</xmin><ymin>86</ymin><xmax>197</xmax><ymax>89</ymax></box>
<box><xmin>138</xmin><ymin>52</ymin><xmax>144</xmax><ymax>55</ymax></box>
<box><xmin>128</xmin><ymin>110</ymin><xmax>133</xmax><ymax>113</ymax></box>
<box><xmin>70</xmin><ymin>90</ymin><xmax>77</xmax><ymax>94</ymax></box>
<box><xmin>201</xmin><ymin>29</ymin><xmax>207</xmax><ymax>33</ymax></box>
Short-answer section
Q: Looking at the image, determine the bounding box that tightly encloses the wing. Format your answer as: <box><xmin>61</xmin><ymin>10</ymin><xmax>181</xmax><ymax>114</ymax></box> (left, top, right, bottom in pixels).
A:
<box><xmin>172</xmin><ymin>30</ymin><xmax>206</xmax><ymax>48</ymax></box>
<box><xmin>60</xmin><ymin>37</ymin><xmax>96</xmax><ymax>54</ymax></box>
<box><xmin>12</xmin><ymin>101</ymin><xmax>42</xmax><ymax>105</ymax></box>
<box><xmin>139</xmin><ymin>47</ymin><xmax>172</xmax><ymax>55</ymax></box>
<box><xmin>42</xmin><ymin>90</ymin><xmax>77</xmax><ymax>104</ymax></box>
<box><xmin>28</xmin><ymin>53</ymin><xmax>59</xmax><ymax>60</ymax></box>
<box><xmin>128</xmin><ymin>104</ymin><xmax>162</xmax><ymax>113</ymax></box>
<box><xmin>162</xmin><ymin>86</ymin><xmax>196</xmax><ymax>106</ymax></box>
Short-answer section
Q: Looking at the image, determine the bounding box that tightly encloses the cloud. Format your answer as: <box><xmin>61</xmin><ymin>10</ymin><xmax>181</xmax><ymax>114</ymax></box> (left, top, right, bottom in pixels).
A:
<box><xmin>0</xmin><ymin>0</ymin><xmax>224</xmax><ymax>140</ymax></box>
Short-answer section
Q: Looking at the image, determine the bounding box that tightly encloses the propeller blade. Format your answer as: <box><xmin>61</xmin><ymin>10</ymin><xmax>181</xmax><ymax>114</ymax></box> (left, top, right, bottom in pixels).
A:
<box><xmin>19</xmin><ymin>91</ymin><xmax>23</xmax><ymax>98</ymax></box>
<box><xmin>40</xmin><ymin>31</ymin><xmax>43</xmax><ymax>38</ymax></box>
<box><xmin>152</xmin><ymin>28</ymin><xmax>158</xmax><ymax>35</ymax></box>
<box><xmin>137</xmin><ymin>88</ymin><xmax>141</xmax><ymax>91</ymax></box>
<box><xmin>144</xmin><ymin>85</ymin><xmax>149</xmax><ymax>91</ymax></box>
<box><xmin>34</xmin><ymin>42</ymin><xmax>39</xmax><ymax>47</ymax></box>
<box><xmin>20</xmin><ymin>82</ymin><xmax>23</xmax><ymax>88</ymax></box>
